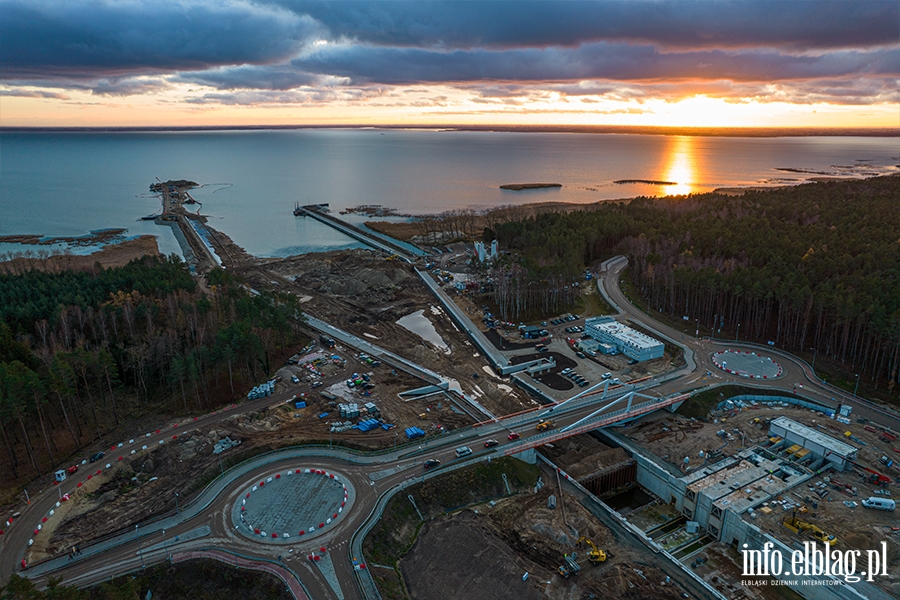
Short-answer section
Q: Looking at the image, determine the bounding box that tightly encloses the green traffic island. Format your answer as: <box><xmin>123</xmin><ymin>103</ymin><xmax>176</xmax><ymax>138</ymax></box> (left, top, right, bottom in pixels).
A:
<box><xmin>676</xmin><ymin>385</ymin><xmax>805</xmax><ymax>420</ymax></box>
<box><xmin>499</xmin><ymin>183</ymin><xmax>562</xmax><ymax>191</ymax></box>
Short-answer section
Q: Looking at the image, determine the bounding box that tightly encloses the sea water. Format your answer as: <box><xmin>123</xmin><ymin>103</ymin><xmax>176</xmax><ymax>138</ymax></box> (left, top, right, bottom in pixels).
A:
<box><xmin>1</xmin><ymin>129</ymin><xmax>897</xmax><ymax>258</ymax></box>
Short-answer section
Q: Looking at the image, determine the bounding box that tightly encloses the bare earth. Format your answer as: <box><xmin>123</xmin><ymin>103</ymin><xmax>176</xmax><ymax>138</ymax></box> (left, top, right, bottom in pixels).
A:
<box><xmin>402</xmin><ymin>487</ymin><xmax>689</xmax><ymax>600</ymax></box>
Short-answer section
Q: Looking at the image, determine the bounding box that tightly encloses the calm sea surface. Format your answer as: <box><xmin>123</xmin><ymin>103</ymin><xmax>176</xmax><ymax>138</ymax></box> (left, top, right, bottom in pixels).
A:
<box><xmin>1</xmin><ymin>129</ymin><xmax>897</xmax><ymax>258</ymax></box>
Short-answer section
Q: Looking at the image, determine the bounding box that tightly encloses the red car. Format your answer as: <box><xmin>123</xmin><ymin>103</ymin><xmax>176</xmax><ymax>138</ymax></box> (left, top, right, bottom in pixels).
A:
<box><xmin>66</xmin><ymin>465</ymin><xmax>79</xmax><ymax>475</ymax></box>
<box><xmin>507</xmin><ymin>432</ymin><xmax>520</xmax><ymax>441</ymax></box>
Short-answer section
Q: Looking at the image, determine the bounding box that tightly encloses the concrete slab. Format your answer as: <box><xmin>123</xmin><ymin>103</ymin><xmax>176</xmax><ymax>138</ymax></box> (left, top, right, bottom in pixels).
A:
<box><xmin>712</xmin><ymin>350</ymin><xmax>782</xmax><ymax>379</ymax></box>
<box><xmin>232</xmin><ymin>468</ymin><xmax>352</xmax><ymax>544</ymax></box>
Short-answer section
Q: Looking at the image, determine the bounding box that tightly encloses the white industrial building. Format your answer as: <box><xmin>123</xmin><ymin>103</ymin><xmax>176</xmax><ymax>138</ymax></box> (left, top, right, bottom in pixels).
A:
<box><xmin>767</xmin><ymin>417</ymin><xmax>858</xmax><ymax>471</ymax></box>
<box><xmin>584</xmin><ymin>316</ymin><xmax>664</xmax><ymax>361</ymax></box>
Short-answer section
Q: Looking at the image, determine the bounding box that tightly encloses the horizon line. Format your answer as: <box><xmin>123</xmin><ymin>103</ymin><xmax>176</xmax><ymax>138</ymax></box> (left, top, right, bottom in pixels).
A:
<box><xmin>2</xmin><ymin>124</ymin><xmax>899</xmax><ymax>137</ymax></box>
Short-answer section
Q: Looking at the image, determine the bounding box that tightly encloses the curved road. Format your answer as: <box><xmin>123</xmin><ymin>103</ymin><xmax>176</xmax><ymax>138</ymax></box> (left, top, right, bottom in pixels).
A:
<box><xmin>599</xmin><ymin>256</ymin><xmax>900</xmax><ymax>430</ymax></box>
<box><xmin>4</xmin><ymin>255</ymin><xmax>898</xmax><ymax>598</ymax></box>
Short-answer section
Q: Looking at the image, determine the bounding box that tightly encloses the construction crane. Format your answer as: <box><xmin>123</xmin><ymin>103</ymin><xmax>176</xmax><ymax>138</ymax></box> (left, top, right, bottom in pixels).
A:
<box><xmin>576</xmin><ymin>536</ymin><xmax>608</xmax><ymax>563</ymax></box>
<box><xmin>782</xmin><ymin>510</ymin><xmax>837</xmax><ymax>546</ymax></box>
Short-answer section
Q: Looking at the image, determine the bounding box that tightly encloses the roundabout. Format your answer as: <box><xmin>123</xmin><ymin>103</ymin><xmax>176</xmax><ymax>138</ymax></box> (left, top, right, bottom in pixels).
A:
<box><xmin>231</xmin><ymin>467</ymin><xmax>353</xmax><ymax>544</ymax></box>
<box><xmin>712</xmin><ymin>350</ymin><xmax>782</xmax><ymax>379</ymax></box>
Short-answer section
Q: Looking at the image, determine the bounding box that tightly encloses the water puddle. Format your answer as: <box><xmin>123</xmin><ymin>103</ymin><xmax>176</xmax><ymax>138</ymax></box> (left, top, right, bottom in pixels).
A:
<box><xmin>396</xmin><ymin>310</ymin><xmax>450</xmax><ymax>353</ymax></box>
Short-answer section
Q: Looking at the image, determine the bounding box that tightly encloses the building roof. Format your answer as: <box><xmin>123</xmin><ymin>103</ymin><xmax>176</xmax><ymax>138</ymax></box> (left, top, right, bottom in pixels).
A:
<box><xmin>769</xmin><ymin>417</ymin><xmax>858</xmax><ymax>458</ymax></box>
<box><xmin>586</xmin><ymin>319</ymin><xmax>662</xmax><ymax>350</ymax></box>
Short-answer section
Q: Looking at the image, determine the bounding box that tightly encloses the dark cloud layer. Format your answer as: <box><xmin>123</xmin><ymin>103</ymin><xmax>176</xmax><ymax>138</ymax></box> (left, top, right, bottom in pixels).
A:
<box><xmin>0</xmin><ymin>0</ymin><xmax>317</xmax><ymax>78</ymax></box>
<box><xmin>290</xmin><ymin>0</ymin><xmax>899</xmax><ymax>52</ymax></box>
<box><xmin>0</xmin><ymin>0</ymin><xmax>897</xmax><ymax>108</ymax></box>
<box><xmin>294</xmin><ymin>43</ymin><xmax>899</xmax><ymax>85</ymax></box>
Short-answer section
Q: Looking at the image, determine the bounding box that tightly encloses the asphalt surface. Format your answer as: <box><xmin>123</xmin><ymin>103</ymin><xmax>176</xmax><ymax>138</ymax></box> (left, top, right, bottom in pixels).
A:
<box><xmin>3</xmin><ymin>255</ymin><xmax>898</xmax><ymax>599</ymax></box>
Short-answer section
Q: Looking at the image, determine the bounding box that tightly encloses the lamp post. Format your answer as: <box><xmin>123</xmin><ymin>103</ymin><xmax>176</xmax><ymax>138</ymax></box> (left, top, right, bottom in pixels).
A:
<box><xmin>853</xmin><ymin>374</ymin><xmax>860</xmax><ymax>397</ymax></box>
<box><xmin>174</xmin><ymin>491</ymin><xmax>180</xmax><ymax>514</ymax></box>
<box><xmin>735</xmin><ymin>323</ymin><xmax>740</xmax><ymax>342</ymax></box>
<box><xmin>162</xmin><ymin>529</ymin><xmax>168</xmax><ymax>561</ymax></box>
<box><xmin>810</xmin><ymin>347</ymin><xmax>818</xmax><ymax>372</ymax></box>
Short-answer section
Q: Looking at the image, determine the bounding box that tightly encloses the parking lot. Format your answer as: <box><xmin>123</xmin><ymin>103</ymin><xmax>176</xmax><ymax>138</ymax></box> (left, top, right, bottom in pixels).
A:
<box><xmin>489</xmin><ymin>312</ymin><xmax>666</xmax><ymax>402</ymax></box>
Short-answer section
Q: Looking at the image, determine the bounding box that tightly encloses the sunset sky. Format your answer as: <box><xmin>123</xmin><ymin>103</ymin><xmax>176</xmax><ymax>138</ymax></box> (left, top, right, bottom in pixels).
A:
<box><xmin>1</xmin><ymin>0</ymin><xmax>898</xmax><ymax>128</ymax></box>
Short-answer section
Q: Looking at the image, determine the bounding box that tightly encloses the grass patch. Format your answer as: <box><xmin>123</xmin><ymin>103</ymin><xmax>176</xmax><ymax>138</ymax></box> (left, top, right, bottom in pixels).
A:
<box><xmin>677</xmin><ymin>385</ymin><xmax>803</xmax><ymax>419</ymax></box>
<box><xmin>363</xmin><ymin>457</ymin><xmax>539</xmax><ymax>600</ymax></box>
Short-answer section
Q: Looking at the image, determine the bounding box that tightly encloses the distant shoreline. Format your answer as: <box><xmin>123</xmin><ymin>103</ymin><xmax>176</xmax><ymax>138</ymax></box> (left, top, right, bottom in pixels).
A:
<box><xmin>1</xmin><ymin>124</ymin><xmax>898</xmax><ymax>138</ymax></box>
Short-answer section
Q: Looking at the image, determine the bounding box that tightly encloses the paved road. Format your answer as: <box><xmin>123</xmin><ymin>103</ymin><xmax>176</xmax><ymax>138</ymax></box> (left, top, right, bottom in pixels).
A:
<box><xmin>598</xmin><ymin>256</ymin><xmax>900</xmax><ymax>431</ymax></box>
<box><xmin>9</xmin><ymin>400</ymin><xmax>653</xmax><ymax>598</ymax></box>
<box><xmin>5</xmin><ymin>255</ymin><xmax>898</xmax><ymax>598</ymax></box>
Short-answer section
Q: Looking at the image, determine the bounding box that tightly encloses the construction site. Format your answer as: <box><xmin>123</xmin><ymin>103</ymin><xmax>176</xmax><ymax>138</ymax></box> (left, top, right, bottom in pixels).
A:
<box><xmin>598</xmin><ymin>397</ymin><xmax>900</xmax><ymax>600</ymax></box>
<box><xmin>197</xmin><ymin>205</ymin><xmax>899</xmax><ymax>600</ymax></box>
<box><xmin>21</xmin><ymin>190</ymin><xmax>893</xmax><ymax>600</ymax></box>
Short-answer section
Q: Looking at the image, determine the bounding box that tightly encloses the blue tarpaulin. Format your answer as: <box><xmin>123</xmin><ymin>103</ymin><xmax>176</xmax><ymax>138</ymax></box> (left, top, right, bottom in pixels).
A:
<box><xmin>405</xmin><ymin>427</ymin><xmax>425</xmax><ymax>439</ymax></box>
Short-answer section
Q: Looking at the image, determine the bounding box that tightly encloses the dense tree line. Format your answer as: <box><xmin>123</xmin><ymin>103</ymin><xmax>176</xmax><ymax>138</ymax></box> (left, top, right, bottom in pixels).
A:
<box><xmin>0</xmin><ymin>257</ymin><xmax>304</xmax><ymax>483</ymax></box>
<box><xmin>489</xmin><ymin>176</ymin><xmax>900</xmax><ymax>397</ymax></box>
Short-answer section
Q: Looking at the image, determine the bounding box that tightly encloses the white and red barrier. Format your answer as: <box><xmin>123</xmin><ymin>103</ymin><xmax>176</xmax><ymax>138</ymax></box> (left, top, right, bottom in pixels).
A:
<box><xmin>241</xmin><ymin>467</ymin><xmax>349</xmax><ymax>541</ymax></box>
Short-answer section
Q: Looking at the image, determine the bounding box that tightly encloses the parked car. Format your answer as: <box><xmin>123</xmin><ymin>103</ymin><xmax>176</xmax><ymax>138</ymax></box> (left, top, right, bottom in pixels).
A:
<box><xmin>311</xmin><ymin>381</ymin><xmax>323</xmax><ymax>388</ymax></box>
<box><xmin>576</xmin><ymin>352</ymin><xmax>586</xmax><ymax>358</ymax></box>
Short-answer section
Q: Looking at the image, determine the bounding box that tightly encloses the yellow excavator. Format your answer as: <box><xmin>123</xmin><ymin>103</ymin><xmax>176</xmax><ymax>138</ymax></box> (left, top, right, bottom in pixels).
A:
<box><xmin>783</xmin><ymin>511</ymin><xmax>837</xmax><ymax>546</ymax></box>
<box><xmin>576</xmin><ymin>536</ymin><xmax>608</xmax><ymax>563</ymax></box>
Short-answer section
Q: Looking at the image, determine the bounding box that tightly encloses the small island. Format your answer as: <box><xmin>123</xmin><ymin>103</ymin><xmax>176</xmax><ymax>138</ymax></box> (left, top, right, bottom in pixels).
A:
<box><xmin>499</xmin><ymin>183</ymin><xmax>562</xmax><ymax>191</ymax></box>
<box><xmin>614</xmin><ymin>179</ymin><xmax>677</xmax><ymax>185</ymax></box>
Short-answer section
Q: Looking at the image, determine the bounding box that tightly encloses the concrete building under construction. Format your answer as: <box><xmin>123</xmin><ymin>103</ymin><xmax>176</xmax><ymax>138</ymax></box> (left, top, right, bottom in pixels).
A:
<box><xmin>767</xmin><ymin>416</ymin><xmax>858</xmax><ymax>471</ymax></box>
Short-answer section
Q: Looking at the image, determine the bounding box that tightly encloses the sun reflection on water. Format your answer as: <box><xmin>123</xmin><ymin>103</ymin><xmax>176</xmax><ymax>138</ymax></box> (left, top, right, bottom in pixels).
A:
<box><xmin>662</xmin><ymin>136</ymin><xmax>696</xmax><ymax>196</ymax></box>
